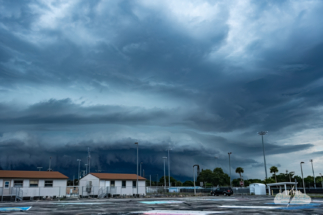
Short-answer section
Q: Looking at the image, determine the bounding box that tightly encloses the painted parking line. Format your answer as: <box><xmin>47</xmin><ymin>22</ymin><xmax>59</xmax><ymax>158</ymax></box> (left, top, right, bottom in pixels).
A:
<box><xmin>132</xmin><ymin>210</ymin><xmax>229</xmax><ymax>214</ymax></box>
<box><xmin>265</xmin><ymin>202</ymin><xmax>320</xmax><ymax>210</ymax></box>
<box><xmin>179</xmin><ymin>198</ymin><xmax>237</xmax><ymax>201</ymax></box>
<box><xmin>53</xmin><ymin>202</ymin><xmax>111</xmax><ymax>205</ymax></box>
<box><xmin>0</xmin><ymin>207</ymin><xmax>31</xmax><ymax>212</ymax></box>
<box><xmin>218</xmin><ymin>205</ymin><xmax>282</xmax><ymax>209</ymax></box>
<box><xmin>140</xmin><ymin>201</ymin><xmax>183</xmax><ymax>204</ymax></box>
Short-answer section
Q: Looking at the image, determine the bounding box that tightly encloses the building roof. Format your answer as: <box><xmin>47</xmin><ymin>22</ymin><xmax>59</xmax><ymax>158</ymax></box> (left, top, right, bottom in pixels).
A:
<box><xmin>0</xmin><ymin>170</ymin><xmax>69</xmax><ymax>179</ymax></box>
<box><xmin>90</xmin><ymin>173</ymin><xmax>146</xmax><ymax>181</ymax></box>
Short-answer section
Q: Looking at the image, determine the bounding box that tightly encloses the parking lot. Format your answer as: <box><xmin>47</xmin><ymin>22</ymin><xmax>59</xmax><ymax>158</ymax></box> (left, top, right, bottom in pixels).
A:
<box><xmin>0</xmin><ymin>195</ymin><xmax>322</xmax><ymax>214</ymax></box>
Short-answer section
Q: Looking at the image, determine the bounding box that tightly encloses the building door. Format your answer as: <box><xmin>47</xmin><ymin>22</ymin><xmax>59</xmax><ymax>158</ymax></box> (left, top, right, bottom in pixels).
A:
<box><xmin>3</xmin><ymin>181</ymin><xmax>10</xmax><ymax>196</ymax></box>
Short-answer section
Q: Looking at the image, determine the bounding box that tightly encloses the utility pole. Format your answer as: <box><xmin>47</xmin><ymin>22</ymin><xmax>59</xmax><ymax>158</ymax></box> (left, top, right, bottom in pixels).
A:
<box><xmin>310</xmin><ymin>159</ymin><xmax>316</xmax><ymax>189</ymax></box>
<box><xmin>135</xmin><ymin>142</ymin><xmax>139</xmax><ymax>195</ymax></box>
<box><xmin>77</xmin><ymin>159</ymin><xmax>81</xmax><ymax>180</ymax></box>
<box><xmin>228</xmin><ymin>152</ymin><xmax>232</xmax><ymax>187</ymax></box>
<box><xmin>150</xmin><ymin>175</ymin><xmax>151</xmax><ymax>187</ymax></box>
<box><xmin>85</xmin><ymin>164</ymin><xmax>88</xmax><ymax>175</ymax></box>
<box><xmin>163</xmin><ymin>157</ymin><xmax>167</xmax><ymax>188</ymax></box>
<box><xmin>320</xmin><ymin>173</ymin><xmax>323</xmax><ymax>188</ymax></box>
<box><xmin>258</xmin><ymin>131</ymin><xmax>268</xmax><ymax>179</ymax></box>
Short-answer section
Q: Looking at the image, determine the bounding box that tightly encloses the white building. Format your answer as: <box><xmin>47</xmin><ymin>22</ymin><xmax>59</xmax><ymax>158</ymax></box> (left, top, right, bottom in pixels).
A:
<box><xmin>0</xmin><ymin>170</ymin><xmax>68</xmax><ymax>198</ymax></box>
<box><xmin>249</xmin><ymin>183</ymin><xmax>266</xmax><ymax>195</ymax></box>
<box><xmin>79</xmin><ymin>173</ymin><xmax>146</xmax><ymax>197</ymax></box>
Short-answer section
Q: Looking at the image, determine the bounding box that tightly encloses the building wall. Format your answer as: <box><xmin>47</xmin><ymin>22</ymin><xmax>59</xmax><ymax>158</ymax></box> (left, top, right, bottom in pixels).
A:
<box><xmin>0</xmin><ymin>178</ymin><xmax>67</xmax><ymax>197</ymax></box>
<box><xmin>78</xmin><ymin>174</ymin><xmax>146</xmax><ymax>196</ymax></box>
<box><xmin>79</xmin><ymin>174</ymin><xmax>100</xmax><ymax>196</ymax></box>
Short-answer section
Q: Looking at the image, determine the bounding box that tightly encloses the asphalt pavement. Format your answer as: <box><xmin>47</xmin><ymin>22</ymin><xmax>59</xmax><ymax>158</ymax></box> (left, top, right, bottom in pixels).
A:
<box><xmin>0</xmin><ymin>195</ymin><xmax>322</xmax><ymax>214</ymax></box>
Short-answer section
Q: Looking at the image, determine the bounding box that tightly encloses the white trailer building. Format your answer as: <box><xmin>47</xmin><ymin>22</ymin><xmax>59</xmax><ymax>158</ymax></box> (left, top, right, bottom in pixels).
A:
<box><xmin>79</xmin><ymin>173</ymin><xmax>146</xmax><ymax>197</ymax></box>
<box><xmin>0</xmin><ymin>170</ymin><xmax>68</xmax><ymax>199</ymax></box>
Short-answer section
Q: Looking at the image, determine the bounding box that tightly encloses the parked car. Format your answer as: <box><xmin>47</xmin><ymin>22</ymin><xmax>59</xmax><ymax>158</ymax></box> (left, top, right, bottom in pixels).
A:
<box><xmin>210</xmin><ymin>187</ymin><xmax>233</xmax><ymax>196</ymax></box>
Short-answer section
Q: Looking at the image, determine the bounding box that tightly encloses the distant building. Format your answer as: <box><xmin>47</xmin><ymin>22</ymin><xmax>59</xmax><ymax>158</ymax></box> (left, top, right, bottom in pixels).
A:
<box><xmin>0</xmin><ymin>170</ymin><xmax>68</xmax><ymax>198</ymax></box>
<box><xmin>79</xmin><ymin>173</ymin><xmax>146</xmax><ymax>197</ymax></box>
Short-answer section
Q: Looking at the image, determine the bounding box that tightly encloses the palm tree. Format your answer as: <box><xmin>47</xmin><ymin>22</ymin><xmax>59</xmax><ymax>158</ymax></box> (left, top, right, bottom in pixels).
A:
<box><xmin>270</xmin><ymin>166</ymin><xmax>279</xmax><ymax>183</ymax></box>
<box><xmin>235</xmin><ymin>167</ymin><xmax>244</xmax><ymax>182</ymax></box>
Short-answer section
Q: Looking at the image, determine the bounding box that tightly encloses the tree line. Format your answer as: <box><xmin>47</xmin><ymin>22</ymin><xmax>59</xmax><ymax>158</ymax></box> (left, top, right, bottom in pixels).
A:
<box><xmin>146</xmin><ymin>166</ymin><xmax>323</xmax><ymax>188</ymax></box>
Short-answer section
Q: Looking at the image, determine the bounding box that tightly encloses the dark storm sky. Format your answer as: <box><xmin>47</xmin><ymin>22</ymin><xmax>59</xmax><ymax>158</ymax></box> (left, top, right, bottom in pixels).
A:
<box><xmin>1</xmin><ymin>0</ymin><xmax>323</xmax><ymax>181</ymax></box>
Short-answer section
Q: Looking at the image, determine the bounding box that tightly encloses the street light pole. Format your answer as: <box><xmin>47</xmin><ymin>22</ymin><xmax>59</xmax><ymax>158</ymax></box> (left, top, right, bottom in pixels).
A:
<box><xmin>228</xmin><ymin>152</ymin><xmax>232</xmax><ymax>187</ymax></box>
<box><xmin>320</xmin><ymin>173</ymin><xmax>323</xmax><ymax>188</ymax></box>
<box><xmin>168</xmin><ymin>148</ymin><xmax>171</xmax><ymax>187</ymax></box>
<box><xmin>163</xmin><ymin>157</ymin><xmax>167</xmax><ymax>188</ymax></box>
<box><xmin>258</xmin><ymin>131</ymin><xmax>268</xmax><ymax>179</ymax></box>
<box><xmin>85</xmin><ymin>164</ymin><xmax>88</xmax><ymax>175</ymax></box>
<box><xmin>77</xmin><ymin>159</ymin><xmax>81</xmax><ymax>180</ymax></box>
<box><xmin>300</xmin><ymin>162</ymin><xmax>306</xmax><ymax>194</ymax></box>
<box><xmin>310</xmin><ymin>159</ymin><xmax>316</xmax><ymax>189</ymax></box>
<box><xmin>135</xmin><ymin>142</ymin><xmax>139</xmax><ymax>195</ymax></box>
<box><xmin>193</xmin><ymin>165</ymin><xmax>196</xmax><ymax>195</ymax></box>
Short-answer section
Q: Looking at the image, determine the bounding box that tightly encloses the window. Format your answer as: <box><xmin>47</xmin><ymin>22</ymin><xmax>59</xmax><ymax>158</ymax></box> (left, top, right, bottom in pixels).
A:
<box><xmin>45</xmin><ymin>180</ymin><xmax>53</xmax><ymax>187</ymax></box>
<box><xmin>29</xmin><ymin>180</ymin><xmax>39</xmax><ymax>187</ymax></box>
<box><xmin>122</xmin><ymin>181</ymin><xmax>126</xmax><ymax>188</ymax></box>
<box><xmin>4</xmin><ymin>181</ymin><xmax>9</xmax><ymax>188</ymax></box>
<box><xmin>132</xmin><ymin>181</ymin><xmax>136</xmax><ymax>187</ymax></box>
<box><xmin>14</xmin><ymin>180</ymin><xmax>23</xmax><ymax>187</ymax></box>
<box><xmin>111</xmin><ymin>181</ymin><xmax>115</xmax><ymax>187</ymax></box>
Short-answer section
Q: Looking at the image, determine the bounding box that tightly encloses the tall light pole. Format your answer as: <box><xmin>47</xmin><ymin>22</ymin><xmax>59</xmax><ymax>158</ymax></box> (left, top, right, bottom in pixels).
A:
<box><xmin>258</xmin><ymin>131</ymin><xmax>268</xmax><ymax>179</ymax></box>
<box><xmin>85</xmin><ymin>164</ymin><xmax>88</xmax><ymax>175</ymax></box>
<box><xmin>310</xmin><ymin>159</ymin><xmax>316</xmax><ymax>189</ymax></box>
<box><xmin>140</xmin><ymin>162</ymin><xmax>143</xmax><ymax>177</ymax></box>
<box><xmin>48</xmin><ymin>157</ymin><xmax>52</xmax><ymax>171</ymax></box>
<box><xmin>163</xmin><ymin>157</ymin><xmax>167</xmax><ymax>188</ymax></box>
<box><xmin>193</xmin><ymin>165</ymin><xmax>196</xmax><ymax>195</ymax></box>
<box><xmin>300</xmin><ymin>162</ymin><xmax>306</xmax><ymax>194</ymax></box>
<box><xmin>168</xmin><ymin>148</ymin><xmax>171</xmax><ymax>187</ymax></box>
<box><xmin>228</xmin><ymin>152</ymin><xmax>232</xmax><ymax>187</ymax></box>
<box><xmin>77</xmin><ymin>159</ymin><xmax>81</xmax><ymax>180</ymax></box>
<box><xmin>320</xmin><ymin>173</ymin><xmax>323</xmax><ymax>188</ymax></box>
<box><xmin>135</xmin><ymin>142</ymin><xmax>139</xmax><ymax>195</ymax></box>
<box><xmin>88</xmin><ymin>147</ymin><xmax>91</xmax><ymax>173</ymax></box>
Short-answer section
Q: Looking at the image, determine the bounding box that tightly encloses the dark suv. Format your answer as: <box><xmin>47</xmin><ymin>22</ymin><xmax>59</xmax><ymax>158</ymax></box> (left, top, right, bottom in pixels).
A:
<box><xmin>210</xmin><ymin>187</ymin><xmax>233</xmax><ymax>196</ymax></box>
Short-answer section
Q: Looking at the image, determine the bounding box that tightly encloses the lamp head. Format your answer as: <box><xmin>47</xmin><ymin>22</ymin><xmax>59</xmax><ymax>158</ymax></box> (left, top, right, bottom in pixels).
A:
<box><xmin>258</xmin><ymin>131</ymin><xmax>268</xmax><ymax>136</ymax></box>
<box><xmin>135</xmin><ymin>142</ymin><xmax>138</xmax><ymax>145</ymax></box>
<box><xmin>310</xmin><ymin>159</ymin><xmax>313</xmax><ymax>162</ymax></box>
<box><xmin>163</xmin><ymin>157</ymin><xmax>167</xmax><ymax>159</ymax></box>
<box><xmin>301</xmin><ymin>162</ymin><xmax>304</xmax><ymax>164</ymax></box>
